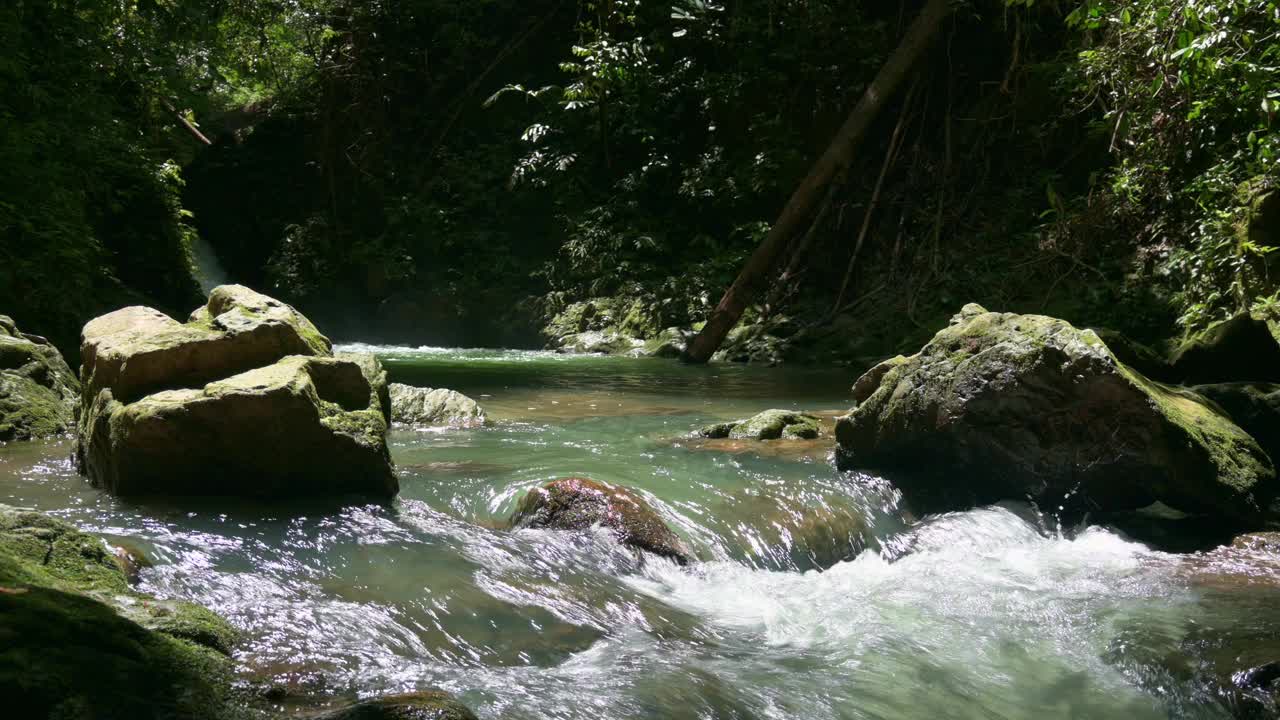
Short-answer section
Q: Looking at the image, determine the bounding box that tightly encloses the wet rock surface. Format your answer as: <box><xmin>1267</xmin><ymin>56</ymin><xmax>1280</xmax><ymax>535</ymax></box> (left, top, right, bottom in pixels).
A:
<box><xmin>836</xmin><ymin>304</ymin><xmax>1278</xmax><ymax>536</ymax></box>
<box><xmin>0</xmin><ymin>314</ymin><xmax>79</xmax><ymax>441</ymax></box>
<box><xmin>389</xmin><ymin>383</ymin><xmax>486</xmax><ymax>428</ymax></box>
<box><xmin>76</xmin><ymin>285</ymin><xmax>396</xmax><ymax>498</ymax></box>
<box><xmin>510</xmin><ymin>477</ymin><xmax>694</xmax><ymax>564</ymax></box>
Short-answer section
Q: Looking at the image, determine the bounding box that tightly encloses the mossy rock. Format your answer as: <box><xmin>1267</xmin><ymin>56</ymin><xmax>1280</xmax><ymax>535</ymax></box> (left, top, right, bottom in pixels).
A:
<box><xmin>389</xmin><ymin>383</ymin><xmax>486</xmax><ymax>427</ymax></box>
<box><xmin>80</xmin><ymin>355</ymin><xmax>397</xmax><ymax>497</ymax></box>
<box><xmin>0</xmin><ymin>505</ymin><xmax>242</xmax><ymax>720</ymax></box>
<box><xmin>1193</xmin><ymin>383</ymin><xmax>1280</xmax><ymax>466</ymax></box>
<box><xmin>81</xmin><ymin>284</ymin><xmax>332</xmax><ymax>406</ymax></box>
<box><xmin>836</xmin><ymin>304</ymin><xmax>1278</xmax><ymax>538</ymax></box>
<box><xmin>638</xmin><ymin>327</ymin><xmax>689</xmax><ymax>358</ymax></box>
<box><xmin>510</xmin><ymin>477</ymin><xmax>693</xmax><ymax>564</ymax></box>
<box><xmin>316</xmin><ymin>691</ymin><xmax>479</xmax><ymax>720</ymax></box>
<box><xmin>0</xmin><ymin>315</ymin><xmax>79</xmax><ymax>441</ymax></box>
<box><xmin>76</xmin><ymin>287</ymin><xmax>395</xmax><ymax>498</ymax></box>
<box><xmin>556</xmin><ymin>329</ymin><xmax>641</xmax><ymax>355</ymax></box>
<box><xmin>1167</xmin><ymin>311</ymin><xmax>1280</xmax><ymax>385</ymax></box>
<box><xmin>698</xmin><ymin>409</ymin><xmax>821</xmax><ymax>440</ymax></box>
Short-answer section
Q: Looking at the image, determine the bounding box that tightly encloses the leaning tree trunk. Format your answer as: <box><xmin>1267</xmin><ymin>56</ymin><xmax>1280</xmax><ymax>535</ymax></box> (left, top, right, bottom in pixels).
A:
<box><xmin>681</xmin><ymin>0</ymin><xmax>952</xmax><ymax>364</ymax></box>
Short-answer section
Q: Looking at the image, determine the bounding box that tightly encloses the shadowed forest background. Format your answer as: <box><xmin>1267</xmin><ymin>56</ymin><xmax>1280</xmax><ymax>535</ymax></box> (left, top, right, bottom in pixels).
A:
<box><xmin>1</xmin><ymin>0</ymin><xmax>1277</xmax><ymax>363</ymax></box>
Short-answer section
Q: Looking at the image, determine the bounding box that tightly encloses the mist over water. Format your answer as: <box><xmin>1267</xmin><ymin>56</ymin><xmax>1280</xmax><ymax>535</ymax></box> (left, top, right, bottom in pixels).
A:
<box><xmin>192</xmin><ymin>235</ymin><xmax>229</xmax><ymax>294</ymax></box>
<box><xmin>1</xmin><ymin>346</ymin><xmax>1274</xmax><ymax>718</ymax></box>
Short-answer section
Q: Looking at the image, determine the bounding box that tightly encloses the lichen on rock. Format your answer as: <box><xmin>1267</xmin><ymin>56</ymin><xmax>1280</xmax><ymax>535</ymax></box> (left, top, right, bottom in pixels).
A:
<box><xmin>0</xmin><ymin>314</ymin><xmax>79</xmax><ymax>441</ymax></box>
<box><xmin>76</xmin><ymin>285</ymin><xmax>396</xmax><ymax>498</ymax></box>
<box><xmin>836</xmin><ymin>304</ymin><xmax>1278</xmax><ymax>535</ymax></box>
<box><xmin>389</xmin><ymin>383</ymin><xmax>486</xmax><ymax>428</ymax></box>
<box><xmin>0</xmin><ymin>505</ymin><xmax>242</xmax><ymax>719</ymax></box>
<box><xmin>698</xmin><ymin>409</ymin><xmax>822</xmax><ymax>440</ymax></box>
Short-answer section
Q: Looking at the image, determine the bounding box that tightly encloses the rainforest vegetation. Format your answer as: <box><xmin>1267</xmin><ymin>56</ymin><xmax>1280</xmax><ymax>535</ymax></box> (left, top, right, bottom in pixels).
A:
<box><xmin>1</xmin><ymin>0</ymin><xmax>1277</xmax><ymax>360</ymax></box>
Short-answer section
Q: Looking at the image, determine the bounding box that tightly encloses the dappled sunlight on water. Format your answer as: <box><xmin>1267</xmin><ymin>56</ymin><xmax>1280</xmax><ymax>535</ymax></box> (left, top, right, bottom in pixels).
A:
<box><xmin>1</xmin><ymin>347</ymin><xmax>1276</xmax><ymax>718</ymax></box>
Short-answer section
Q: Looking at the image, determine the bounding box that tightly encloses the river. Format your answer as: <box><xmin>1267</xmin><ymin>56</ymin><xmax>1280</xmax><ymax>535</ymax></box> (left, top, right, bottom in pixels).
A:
<box><xmin>0</xmin><ymin>346</ymin><xmax>1275</xmax><ymax>718</ymax></box>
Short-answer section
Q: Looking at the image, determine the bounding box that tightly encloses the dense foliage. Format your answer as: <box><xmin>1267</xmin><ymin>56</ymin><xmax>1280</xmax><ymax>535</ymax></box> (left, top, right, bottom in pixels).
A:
<box><xmin>1</xmin><ymin>0</ymin><xmax>1276</xmax><ymax>358</ymax></box>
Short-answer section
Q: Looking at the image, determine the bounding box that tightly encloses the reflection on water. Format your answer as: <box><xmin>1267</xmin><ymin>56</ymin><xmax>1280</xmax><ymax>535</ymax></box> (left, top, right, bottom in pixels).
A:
<box><xmin>0</xmin><ymin>346</ymin><xmax>1275</xmax><ymax>719</ymax></box>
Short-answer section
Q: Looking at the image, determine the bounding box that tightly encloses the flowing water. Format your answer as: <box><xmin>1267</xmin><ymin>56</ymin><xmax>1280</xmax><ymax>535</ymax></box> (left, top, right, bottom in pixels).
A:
<box><xmin>2</xmin><ymin>347</ymin><xmax>1277</xmax><ymax>719</ymax></box>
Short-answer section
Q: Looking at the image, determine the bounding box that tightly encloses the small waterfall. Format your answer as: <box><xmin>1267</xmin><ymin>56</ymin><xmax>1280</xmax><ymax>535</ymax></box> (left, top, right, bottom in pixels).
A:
<box><xmin>191</xmin><ymin>235</ymin><xmax>229</xmax><ymax>295</ymax></box>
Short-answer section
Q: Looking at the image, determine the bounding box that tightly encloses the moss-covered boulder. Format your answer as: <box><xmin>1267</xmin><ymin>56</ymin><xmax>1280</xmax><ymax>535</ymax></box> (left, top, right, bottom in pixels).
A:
<box><xmin>389</xmin><ymin>383</ymin><xmax>486</xmax><ymax>428</ymax></box>
<box><xmin>1167</xmin><ymin>310</ymin><xmax>1280</xmax><ymax>385</ymax></box>
<box><xmin>82</xmin><ymin>285</ymin><xmax>330</xmax><ymax>405</ymax></box>
<box><xmin>0</xmin><ymin>315</ymin><xmax>80</xmax><ymax>441</ymax></box>
<box><xmin>638</xmin><ymin>327</ymin><xmax>690</xmax><ymax>358</ymax></box>
<box><xmin>836</xmin><ymin>304</ymin><xmax>1279</xmax><ymax>533</ymax></box>
<box><xmin>510</xmin><ymin>477</ymin><xmax>693</xmax><ymax>564</ymax></box>
<box><xmin>0</xmin><ymin>505</ymin><xmax>241</xmax><ymax>719</ymax></box>
<box><xmin>81</xmin><ymin>356</ymin><xmax>396</xmax><ymax>497</ymax></box>
<box><xmin>698</xmin><ymin>409</ymin><xmax>821</xmax><ymax>440</ymax></box>
<box><xmin>76</xmin><ymin>286</ymin><xmax>395</xmax><ymax>498</ymax></box>
<box><xmin>1194</xmin><ymin>383</ymin><xmax>1280</xmax><ymax>464</ymax></box>
<box><xmin>316</xmin><ymin>691</ymin><xmax>479</xmax><ymax>720</ymax></box>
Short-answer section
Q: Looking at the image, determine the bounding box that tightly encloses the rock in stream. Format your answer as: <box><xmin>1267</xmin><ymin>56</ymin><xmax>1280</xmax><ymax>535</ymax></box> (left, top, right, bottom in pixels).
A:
<box><xmin>76</xmin><ymin>285</ymin><xmax>397</xmax><ymax>498</ymax></box>
<box><xmin>836</xmin><ymin>303</ymin><xmax>1280</xmax><ymax>537</ymax></box>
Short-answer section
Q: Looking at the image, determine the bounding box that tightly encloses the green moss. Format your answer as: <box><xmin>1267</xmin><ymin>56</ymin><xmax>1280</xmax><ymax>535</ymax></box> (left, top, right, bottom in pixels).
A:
<box><xmin>0</xmin><ymin>506</ymin><xmax>243</xmax><ymax>720</ymax></box>
<box><xmin>1119</xmin><ymin>365</ymin><xmax>1272</xmax><ymax>494</ymax></box>
<box><xmin>321</xmin><ymin>406</ymin><xmax>388</xmax><ymax>446</ymax></box>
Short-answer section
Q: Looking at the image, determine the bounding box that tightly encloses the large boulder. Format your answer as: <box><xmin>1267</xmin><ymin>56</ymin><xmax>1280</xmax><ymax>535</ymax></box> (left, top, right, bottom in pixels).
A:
<box><xmin>1194</xmin><ymin>383</ymin><xmax>1280</xmax><ymax>464</ymax></box>
<box><xmin>0</xmin><ymin>505</ymin><xmax>241</xmax><ymax>719</ymax></box>
<box><xmin>81</xmin><ymin>285</ymin><xmax>330</xmax><ymax>405</ymax></box>
<box><xmin>510</xmin><ymin>478</ymin><xmax>693</xmax><ymax>564</ymax></box>
<box><xmin>77</xmin><ymin>286</ymin><xmax>396</xmax><ymax>497</ymax></box>
<box><xmin>1167</xmin><ymin>310</ymin><xmax>1280</xmax><ymax>385</ymax></box>
<box><xmin>389</xmin><ymin>383</ymin><xmax>486</xmax><ymax>428</ymax></box>
<box><xmin>0</xmin><ymin>315</ymin><xmax>79</xmax><ymax>441</ymax></box>
<box><xmin>698</xmin><ymin>409</ymin><xmax>821</xmax><ymax>440</ymax></box>
<box><xmin>836</xmin><ymin>304</ymin><xmax>1279</xmax><ymax>533</ymax></box>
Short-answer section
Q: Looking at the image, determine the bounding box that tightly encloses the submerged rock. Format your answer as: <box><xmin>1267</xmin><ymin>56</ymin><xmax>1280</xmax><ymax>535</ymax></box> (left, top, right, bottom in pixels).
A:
<box><xmin>698</xmin><ymin>409</ymin><xmax>821</xmax><ymax>440</ymax></box>
<box><xmin>76</xmin><ymin>285</ymin><xmax>396</xmax><ymax>498</ymax></box>
<box><xmin>510</xmin><ymin>477</ymin><xmax>693</xmax><ymax>564</ymax></box>
<box><xmin>316</xmin><ymin>691</ymin><xmax>479</xmax><ymax>720</ymax></box>
<box><xmin>389</xmin><ymin>383</ymin><xmax>486</xmax><ymax>427</ymax></box>
<box><xmin>0</xmin><ymin>314</ymin><xmax>79</xmax><ymax>441</ymax></box>
<box><xmin>836</xmin><ymin>304</ymin><xmax>1278</xmax><ymax>534</ymax></box>
<box><xmin>0</xmin><ymin>505</ymin><xmax>241</xmax><ymax>719</ymax></box>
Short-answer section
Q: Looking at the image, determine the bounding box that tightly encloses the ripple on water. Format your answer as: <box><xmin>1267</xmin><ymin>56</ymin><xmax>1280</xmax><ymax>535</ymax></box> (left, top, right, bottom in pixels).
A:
<box><xmin>0</xmin><ymin>348</ymin><xmax>1272</xmax><ymax>719</ymax></box>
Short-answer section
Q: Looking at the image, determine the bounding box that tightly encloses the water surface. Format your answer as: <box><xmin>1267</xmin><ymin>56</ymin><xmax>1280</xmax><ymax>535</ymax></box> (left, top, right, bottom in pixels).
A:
<box><xmin>1</xmin><ymin>346</ymin><xmax>1275</xmax><ymax>718</ymax></box>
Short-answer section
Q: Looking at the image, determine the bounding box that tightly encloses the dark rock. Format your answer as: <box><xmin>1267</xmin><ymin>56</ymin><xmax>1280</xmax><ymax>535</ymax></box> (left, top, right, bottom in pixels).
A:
<box><xmin>510</xmin><ymin>477</ymin><xmax>693</xmax><ymax>564</ymax></box>
<box><xmin>1193</xmin><ymin>383</ymin><xmax>1280</xmax><ymax>462</ymax></box>
<box><xmin>0</xmin><ymin>314</ymin><xmax>79</xmax><ymax>441</ymax></box>
<box><xmin>851</xmin><ymin>355</ymin><xmax>908</xmax><ymax>405</ymax></box>
<box><xmin>1168</xmin><ymin>311</ymin><xmax>1280</xmax><ymax>385</ymax></box>
<box><xmin>836</xmin><ymin>304</ymin><xmax>1278</xmax><ymax>535</ymax></box>
<box><xmin>0</xmin><ymin>505</ymin><xmax>240</xmax><ymax>719</ymax></box>
<box><xmin>1090</xmin><ymin>328</ymin><xmax>1173</xmax><ymax>381</ymax></box>
<box><xmin>316</xmin><ymin>692</ymin><xmax>479</xmax><ymax>720</ymax></box>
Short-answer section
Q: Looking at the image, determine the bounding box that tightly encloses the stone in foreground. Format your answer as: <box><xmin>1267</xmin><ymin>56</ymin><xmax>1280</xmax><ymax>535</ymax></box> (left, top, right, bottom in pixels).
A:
<box><xmin>0</xmin><ymin>315</ymin><xmax>79</xmax><ymax>441</ymax></box>
<box><xmin>836</xmin><ymin>304</ymin><xmax>1278</xmax><ymax>532</ymax></box>
<box><xmin>389</xmin><ymin>383</ymin><xmax>486</xmax><ymax>428</ymax></box>
<box><xmin>698</xmin><ymin>409</ymin><xmax>821</xmax><ymax>440</ymax></box>
<box><xmin>510</xmin><ymin>477</ymin><xmax>693</xmax><ymax>564</ymax></box>
<box><xmin>77</xmin><ymin>286</ymin><xmax>396</xmax><ymax>497</ymax></box>
<box><xmin>316</xmin><ymin>691</ymin><xmax>479</xmax><ymax>720</ymax></box>
<box><xmin>0</xmin><ymin>505</ymin><xmax>240</xmax><ymax>719</ymax></box>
